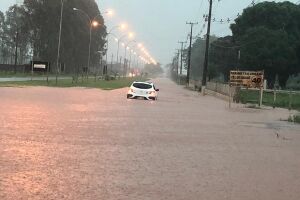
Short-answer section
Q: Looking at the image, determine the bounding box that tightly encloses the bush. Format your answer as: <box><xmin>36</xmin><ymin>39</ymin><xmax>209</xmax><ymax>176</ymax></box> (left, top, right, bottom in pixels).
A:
<box><xmin>104</xmin><ymin>75</ymin><xmax>116</xmax><ymax>81</ymax></box>
<box><xmin>286</xmin><ymin>74</ymin><xmax>300</xmax><ymax>90</ymax></box>
<box><xmin>288</xmin><ymin>114</ymin><xmax>300</xmax><ymax>123</ymax></box>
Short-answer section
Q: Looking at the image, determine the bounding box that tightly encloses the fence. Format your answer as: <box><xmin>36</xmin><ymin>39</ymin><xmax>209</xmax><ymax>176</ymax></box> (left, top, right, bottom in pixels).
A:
<box><xmin>0</xmin><ymin>64</ymin><xmax>31</xmax><ymax>73</ymax></box>
<box><xmin>188</xmin><ymin>80</ymin><xmax>300</xmax><ymax>110</ymax></box>
<box><xmin>207</xmin><ymin>81</ymin><xmax>231</xmax><ymax>96</ymax></box>
<box><xmin>240</xmin><ymin>88</ymin><xmax>300</xmax><ymax>110</ymax></box>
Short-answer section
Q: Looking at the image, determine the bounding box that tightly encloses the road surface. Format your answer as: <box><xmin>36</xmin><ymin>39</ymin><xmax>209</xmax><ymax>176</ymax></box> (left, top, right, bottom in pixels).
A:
<box><xmin>0</xmin><ymin>78</ymin><xmax>299</xmax><ymax>200</ymax></box>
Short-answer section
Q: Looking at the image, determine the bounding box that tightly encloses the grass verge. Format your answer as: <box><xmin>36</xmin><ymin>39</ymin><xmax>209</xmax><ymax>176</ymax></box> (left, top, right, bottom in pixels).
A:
<box><xmin>0</xmin><ymin>77</ymin><xmax>148</xmax><ymax>90</ymax></box>
<box><xmin>0</xmin><ymin>72</ymin><xmax>52</xmax><ymax>78</ymax></box>
<box><xmin>239</xmin><ymin>89</ymin><xmax>300</xmax><ymax>111</ymax></box>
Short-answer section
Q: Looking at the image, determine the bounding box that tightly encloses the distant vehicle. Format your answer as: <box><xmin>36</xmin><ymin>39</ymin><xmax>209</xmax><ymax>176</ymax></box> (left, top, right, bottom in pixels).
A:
<box><xmin>127</xmin><ymin>81</ymin><xmax>159</xmax><ymax>100</ymax></box>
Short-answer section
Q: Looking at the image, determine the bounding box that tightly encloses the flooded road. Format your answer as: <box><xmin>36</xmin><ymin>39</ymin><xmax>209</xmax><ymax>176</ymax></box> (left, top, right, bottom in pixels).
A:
<box><xmin>1</xmin><ymin>78</ymin><xmax>300</xmax><ymax>200</ymax></box>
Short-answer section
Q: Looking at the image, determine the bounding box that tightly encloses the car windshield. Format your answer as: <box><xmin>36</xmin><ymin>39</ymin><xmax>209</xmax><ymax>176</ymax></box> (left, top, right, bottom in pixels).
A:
<box><xmin>133</xmin><ymin>83</ymin><xmax>152</xmax><ymax>89</ymax></box>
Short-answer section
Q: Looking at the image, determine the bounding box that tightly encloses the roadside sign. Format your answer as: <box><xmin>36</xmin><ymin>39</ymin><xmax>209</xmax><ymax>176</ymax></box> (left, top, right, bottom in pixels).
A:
<box><xmin>230</xmin><ymin>70</ymin><xmax>264</xmax><ymax>88</ymax></box>
<box><xmin>34</xmin><ymin>64</ymin><xmax>46</xmax><ymax>69</ymax></box>
<box><xmin>31</xmin><ymin>61</ymin><xmax>49</xmax><ymax>72</ymax></box>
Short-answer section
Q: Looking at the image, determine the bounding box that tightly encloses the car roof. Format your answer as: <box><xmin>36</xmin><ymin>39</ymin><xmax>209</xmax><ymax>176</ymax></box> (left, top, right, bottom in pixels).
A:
<box><xmin>133</xmin><ymin>81</ymin><xmax>153</xmax><ymax>85</ymax></box>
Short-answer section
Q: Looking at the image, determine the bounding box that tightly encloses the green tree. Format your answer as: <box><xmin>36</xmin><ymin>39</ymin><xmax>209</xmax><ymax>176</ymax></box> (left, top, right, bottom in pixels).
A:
<box><xmin>184</xmin><ymin>35</ymin><xmax>217</xmax><ymax>81</ymax></box>
<box><xmin>0</xmin><ymin>11</ymin><xmax>6</xmax><ymax>63</ymax></box>
<box><xmin>12</xmin><ymin>0</ymin><xmax>107</xmax><ymax>73</ymax></box>
<box><xmin>209</xmin><ymin>36</ymin><xmax>239</xmax><ymax>81</ymax></box>
<box><xmin>230</xmin><ymin>1</ymin><xmax>300</xmax><ymax>87</ymax></box>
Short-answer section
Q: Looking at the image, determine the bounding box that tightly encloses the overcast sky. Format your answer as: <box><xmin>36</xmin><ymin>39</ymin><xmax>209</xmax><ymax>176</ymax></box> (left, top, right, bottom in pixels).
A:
<box><xmin>1</xmin><ymin>0</ymin><xmax>299</xmax><ymax>65</ymax></box>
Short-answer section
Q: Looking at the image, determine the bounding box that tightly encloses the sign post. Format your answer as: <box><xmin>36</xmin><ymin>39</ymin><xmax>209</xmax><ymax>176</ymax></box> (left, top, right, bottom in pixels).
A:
<box><xmin>230</xmin><ymin>70</ymin><xmax>264</xmax><ymax>107</ymax></box>
<box><xmin>259</xmin><ymin>87</ymin><xmax>263</xmax><ymax>107</ymax></box>
<box><xmin>31</xmin><ymin>61</ymin><xmax>34</xmax><ymax>81</ymax></box>
<box><xmin>31</xmin><ymin>61</ymin><xmax>50</xmax><ymax>83</ymax></box>
<box><xmin>228</xmin><ymin>85</ymin><xmax>232</xmax><ymax>108</ymax></box>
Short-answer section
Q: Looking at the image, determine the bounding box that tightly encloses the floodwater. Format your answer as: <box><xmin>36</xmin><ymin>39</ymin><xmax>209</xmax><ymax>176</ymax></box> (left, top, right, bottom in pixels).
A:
<box><xmin>0</xmin><ymin>78</ymin><xmax>299</xmax><ymax>200</ymax></box>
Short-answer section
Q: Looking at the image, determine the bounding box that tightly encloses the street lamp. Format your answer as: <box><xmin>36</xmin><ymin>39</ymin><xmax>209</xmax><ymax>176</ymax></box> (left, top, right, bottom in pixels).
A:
<box><xmin>116</xmin><ymin>32</ymin><xmax>134</xmax><ymax>65</ymax></box>
<box><xmin>127</xmin><ymin>43</ymin><xmax>140</xmax><ymax>76</ymax></box>
<box><xmin>73</xmin><ymin>7</ymin><xmax>102</xmax><ymax>81</ymax></box>
<box><xmin>104</xmin><ymin>24</ymin><xmax>126</xmax><ymax>66</ymax></box>
<box><xmin>105</xmin><ymin>9</ymin><xmax>115</xmax><ymax>17</ymax></box>
<box><xmin>123</xmin><ymin>40</ymin><xmax>136</xmax><ymax>77</ymax></box>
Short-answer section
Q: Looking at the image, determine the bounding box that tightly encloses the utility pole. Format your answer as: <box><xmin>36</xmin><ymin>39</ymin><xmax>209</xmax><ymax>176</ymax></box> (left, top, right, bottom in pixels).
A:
<box><xmin>201</xmin><ymin>0</ymin><xmax>213</xmax><ymax>94</ymax></box>
<box><xmin>176</xmin><ymin>49</ymin><xmax>180</xmax><ymax>79</ymax></box>
<box><xmin>186</xmin><ymin>22</ymin><xmax>198</xmax><ymax>86</ymax></box>
<box><xmin>178</xmin><ymin>41</ymin><xmax>186</xmax><ymax>75</ymax></box>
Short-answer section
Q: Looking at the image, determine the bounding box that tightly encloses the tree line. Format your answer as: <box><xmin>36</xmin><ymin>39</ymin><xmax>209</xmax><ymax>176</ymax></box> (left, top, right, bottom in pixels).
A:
<box><xmin>0</xmin><ymin>0</ymin><xmax>107</xmax><ymax>73</ymax></box>
<box><xmin>170</xmin><ymin>1</ymin><xmax>300</xmax><ymax>88</ymax></box>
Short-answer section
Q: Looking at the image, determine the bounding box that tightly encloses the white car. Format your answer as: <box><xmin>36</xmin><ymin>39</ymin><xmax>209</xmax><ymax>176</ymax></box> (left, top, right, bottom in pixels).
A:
<box><xmin>127</xmin><ymin>81</ymin><xmax>159</xmax><ymax>100</ymax></box>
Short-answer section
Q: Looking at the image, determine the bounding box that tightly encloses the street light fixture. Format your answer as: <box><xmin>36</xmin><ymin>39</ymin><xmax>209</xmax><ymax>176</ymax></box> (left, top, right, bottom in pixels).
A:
<box><xmin>106</xmin><ymin>9</ymin><xmax>114</xmax><ymax>16</ymax></box>
<box><xmin>92</xmin><ymin>20</ymin><xmax>99</xmax><ymax>27</ymax></box>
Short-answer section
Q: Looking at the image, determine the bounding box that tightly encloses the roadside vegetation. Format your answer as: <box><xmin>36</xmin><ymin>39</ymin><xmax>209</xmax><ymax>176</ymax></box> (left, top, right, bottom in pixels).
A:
<box><xmin>239</xmin><ymin>89</ymin><xmax>300</xmax><ymax>111</ymax></box>
<box><xmin>288</xmin><ymin>114</ymin><xmax>300</xmax><ymax>124</ymax></box>
<box><xmin>0</xmin><ymin>71</ymin><xmax>56</xmax><ymax>78</ymax></box>
<box><xmin>0</xmin><ymin>77</ymin><xmax>147</xmax><ymax>90</ymax></box>
<box><xmin>168</xmin><ymin>2</ymin><xmax>300</xmax><ymax>90</ymax></box>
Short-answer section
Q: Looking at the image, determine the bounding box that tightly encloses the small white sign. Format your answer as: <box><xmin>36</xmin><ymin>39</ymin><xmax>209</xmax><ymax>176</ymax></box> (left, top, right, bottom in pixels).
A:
<box><xmin>34</xmin><ymin>64</ymin><xmax>46</xmax><ymax>69</ymax></box>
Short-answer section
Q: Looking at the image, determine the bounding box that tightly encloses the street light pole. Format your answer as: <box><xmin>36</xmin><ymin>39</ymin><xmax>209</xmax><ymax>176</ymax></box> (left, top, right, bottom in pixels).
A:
<box><xmin>116</xmin><ymin>34</ymin><xmax>128</xmax><ymax>65</ymax></box>
<box><xmin>123</xmin><ymin>40</ymin><xmax>136</xmax><ymax>77</ymax></box>
<box><xmin>105</xmin><ymin>26</ymin><xmax>120</xmax><ymax>68</ymax></box>
<box><xmin>129</xmin><ymin>50</ymin><xmax>133</xmax><ymax>76</ymax></box>
<box><xmin>87</xmin><ymin>24</ymin><xmax>92</xmax><ymax>80</ymax></box>
<box><xmin>56</xmin><ymin>0</ymin><xmax>64</xmax><ymax>85</ymax></box>
<box><xmin>128</xmin><ymin>44</ymin><xmax>138</xmax><ymax>76</ymax></box>
<box><xmin>73</xmin><ymin>8</ymin><xmax>102</xmax><ymax>81</ymax></box>
<box><xmin>123</xmin><ymin>45</ymin><xmax>128</xmax><ymax>77</ymax></box>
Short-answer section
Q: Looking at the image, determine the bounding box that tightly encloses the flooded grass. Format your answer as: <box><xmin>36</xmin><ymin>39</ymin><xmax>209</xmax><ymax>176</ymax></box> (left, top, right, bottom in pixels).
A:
<box><xmin>240</xmin><ymin>89</ymin><xmax>300</xmax><ymax>111</ymax></box>
<box><xmin>0</xmin><ymin>77</ymin><xmax>148</xmax><ymax>90</ymax></box>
